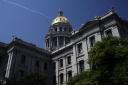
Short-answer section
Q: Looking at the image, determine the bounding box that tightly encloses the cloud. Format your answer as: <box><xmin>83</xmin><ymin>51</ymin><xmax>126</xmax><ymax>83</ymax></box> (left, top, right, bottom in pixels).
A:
<box><xmin>2</xmin><ymin>0</ymin><xmax>51</xmax><ymax>20</ymax></box>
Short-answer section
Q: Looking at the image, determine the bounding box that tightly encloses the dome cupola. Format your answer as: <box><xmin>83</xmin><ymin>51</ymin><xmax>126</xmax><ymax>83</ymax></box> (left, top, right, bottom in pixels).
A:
<box><xmin>45</xmin><ymin>11</ymin><xmax>73</xmax><ymax>51</ymax></box>
<box><xmin>51</xmin><ymin>11</ymin><xmax>70</xmax><ymax>25</ymax></box>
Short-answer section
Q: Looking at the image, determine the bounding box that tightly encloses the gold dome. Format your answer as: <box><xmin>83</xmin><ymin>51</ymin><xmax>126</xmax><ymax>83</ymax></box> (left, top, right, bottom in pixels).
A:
<box><xmin>51</xmin><ymin>11</ymin><xmax>69</xmax><ymax>25</ymax></box>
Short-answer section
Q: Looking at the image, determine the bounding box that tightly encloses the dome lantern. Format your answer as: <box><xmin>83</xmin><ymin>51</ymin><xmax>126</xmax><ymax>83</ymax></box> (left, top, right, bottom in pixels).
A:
<box><xmin>58</xmin><ymin>10</ymin><xmax>64</xmax><ymax>16</ymax></box>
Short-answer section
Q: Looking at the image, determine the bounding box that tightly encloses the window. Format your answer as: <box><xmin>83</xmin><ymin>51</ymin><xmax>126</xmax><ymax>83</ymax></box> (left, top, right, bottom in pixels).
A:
<box><xmin>67</xmin><ymin>56</ymin><xmax>71</xmax><ymax>65</ymax></box>
<box><xmin>60</xmin><ymin>27</ymin><xmax>62</xmax><ymax>31</ymax></box>
<box><xmin>0</xmin><ymin>56</ymin><xmax>2</xmax><ymax>66</ymax></box>
<box><xmin>35</xmin><ymin>60</ymin><xmax>40</xmax><ymax>68</ymax></box>
<box><xmin>89</xmin><ymin>36</ymin><xmax>95</xmax><ymax>47</ymax></box>
<box><xmin>67</xmin><ymin>71</ymin><xmax>72</xmax><ymax>80</ymax></box>
<box><xmin>79</xmin><ymin>60</ymin><xmax>84</xmax><ymax>72</ymax></box>
<box><xmin>60</xmin><ymin>73</ymin><xmax>63</xmax><ymax>84</ymax></box>
<box><xmin>53</xmin><ymin>62</ymin><xmax>56</xmax><ymax>70</ymax></box>
<box><xmin>46</xmin><ymin>39</ymin><xmax>49</xmax><ymax>48</ymax></box>
<box><xmin>53</xmin><ymin>75</ymin><xmax>56</xmax><ymax>85</ymax></box>
<box><xmin>21</xmin><ymin>55</ymin><xmax>26</xmax><ymax>64</ymax></box>
<box><xmin>19</xmin><ymin>70</ymin><xmax>24</xmax><ymax>77</ymax></box>
<box><xmin>44</xmin><ymin>62</ymin><xmax>47</xmax><ymax>70</ymax></box>
<box><xmin>77</xmin><ymin>43</ymin><xmax>82</xmax><ymax>54</ymax></box>
<box><xmin>105</xmin><ymin>29</ymin><xmax>112</xmax><ymax>36</ymax></box>
<box><xmin>64</xmin><ymin>27</ymin><xmax>66</xmax><ymax>32</ymax></box>
<box><xmin>63</xmin><ymin>19</ymin><xmax>65</xmax><ymax>22</ymax></box>
<box><xmin>59</xmin><ymin>59</ymin><xmax>63</xmax><ymax>68</ymax></box>
<box><xmin>59</xmin><ymin>36</ymin><xmax>64</xmax><ymax>47</ymax></box>
<box><xmin>54</xmin><ymin>27</ymin><xmax>57</xmax><ymax>32</ymax></box>
<box><xmin>65</xmin><ymin>37</ymin><xmax>70</xmax><ymax>44</ymax></box>
<box><xmin>53</xmin><ymin>37</ymin><xmax>57</xmax><ymax>48</ymax></box>
<box><xmin>62</xmin><ymin>27</ymin><xmax>64</xmax><ymax>32</ymax></box>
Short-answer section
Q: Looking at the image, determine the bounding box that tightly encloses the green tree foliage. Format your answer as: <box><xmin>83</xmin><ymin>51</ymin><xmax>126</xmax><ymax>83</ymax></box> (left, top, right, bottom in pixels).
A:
<box><xmin>68</xmin><ymin>37</ymin><xmax>128</xmax><ymax>85</ymax></box>
<box><xmin>6</xmin><ymin>73</ymin><xmax>47</xmax><ymax>85</ymax></box>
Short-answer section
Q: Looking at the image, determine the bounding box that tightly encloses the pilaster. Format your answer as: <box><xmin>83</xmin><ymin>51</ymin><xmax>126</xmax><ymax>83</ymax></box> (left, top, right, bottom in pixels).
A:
<box><xmin>72</xmin><ymin>44</ymin><xmax>77</xmax><ymax>76</ymax></box>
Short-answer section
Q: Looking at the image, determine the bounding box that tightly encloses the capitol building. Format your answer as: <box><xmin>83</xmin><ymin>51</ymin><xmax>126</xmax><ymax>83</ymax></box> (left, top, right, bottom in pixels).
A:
<box><xmin>0</xmin><ymin>9</ymin><xmax>128</xmax><ymax>85</ymax></box>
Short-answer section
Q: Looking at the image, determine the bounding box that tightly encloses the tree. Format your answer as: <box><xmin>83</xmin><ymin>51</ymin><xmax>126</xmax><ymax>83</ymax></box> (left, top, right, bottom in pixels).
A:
<box><xmin>89</xmin><ymin>37</ymin><xmax>128</xmax><ymax>85</ymax></box>
<box><xmin>68</xmin><ymin>37</ymin><xmax>128</xmax><ymax>85</ymax></box>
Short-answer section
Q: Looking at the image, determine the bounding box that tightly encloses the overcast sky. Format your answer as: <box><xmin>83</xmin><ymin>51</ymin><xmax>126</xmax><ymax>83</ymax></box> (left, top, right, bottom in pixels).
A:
<box><xmin>0</xmin><ymin>0</ymin><xmax>128</xmax><ymax>47</ymax></box>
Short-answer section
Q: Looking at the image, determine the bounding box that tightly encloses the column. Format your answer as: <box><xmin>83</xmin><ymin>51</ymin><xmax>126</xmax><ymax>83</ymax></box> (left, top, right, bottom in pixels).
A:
<box><xmin>72</xmin><ymin>44</ymin><xmax>77</xmax><ymax>76</ymax></box>
<box><xmin>57</xmin><ymin>36</ymin><xmax>59</xmax><ymax>49</ymax></box>
<box><xmin>64</xmin><ymin>37</ymin><xmax>65</xmax><ymax>46</ymax></box>
<box><xmin>63</xmin><ymin>57</ymin><xmax>67</xmax><ymax>85</ymax></box>
<box><xmin>55</xmin><ymin>60</ymin><xmax>59</xmax><ymax>85</ymax></box>
<box><xmin>82</xmin><ymin>39</ymin><xmax>90</xmax><ymax>70</ymax></box>
<box><xmin>45</xmin><ymin>39</ymin><xmax>47</xmax><ymax>49</ymax></box>
<box><xmin>112</xmin><ymin>26</ymin><xmax>120</xmax><ymax>37</ymax></box>
<box><xmin>50</xmin><ymin>35</ymin><xmax>52</xmax><ymax>50</ymax></box>
<box><xmin>5</xmin><ymin>52</ymin><xmax>13</xmax><ymax>78</ymax></box>
<box><xmin>95</xmin><ymin>32</ymin><xmax>102</xmax><ymax>42</ymax></box>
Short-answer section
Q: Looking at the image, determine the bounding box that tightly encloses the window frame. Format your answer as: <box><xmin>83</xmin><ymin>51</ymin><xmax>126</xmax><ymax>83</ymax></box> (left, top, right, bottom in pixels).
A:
<box><xmin>67</xmin><ymin>70</ymin><xmax>72</xmax><ymax>80</ymax></box>
<box><xmin>59</xmin><ymin>59</ymin><xmax>63</xmax><ymax>68</ymax></box>
<box><xmin>60</xmin><ymin>73</ymin><xmax>64</xmax><ymax>84</ymax></box>
<box><xmin>89</xmin><ymin>35</ymin><xmax>95</xmax><ymax>47</ymax></box>
<box><xmin>79</xmin><ymin>60</ymin><xmax>84</xmax><ymax>72</ymax></box>
<box><xmin>77</xmin><ymin>43</ymin><xmax>83</xmax><ymax>54</ymax></box>
<box><xmin>67</xmin><ymin>56</ymin><xmax>71</xmax><ymax>65</ymax></box>
<box><xmin>21</xmin><ymin>55</ymin><xmax>26</xmax><ymax>65</ymax></box>
<box><xmin>105</xmin><ymin>29</ymin><xmax>113</xmax><ymax>37</ymax></box>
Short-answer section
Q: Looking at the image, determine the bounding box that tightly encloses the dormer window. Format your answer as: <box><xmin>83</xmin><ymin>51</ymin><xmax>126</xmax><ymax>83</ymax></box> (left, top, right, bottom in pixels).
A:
<box><xmin>105</xmin><ymin>29</ymin><xmax>112</xmax><ymax>36</ymax></box>
<box><xmin>63</xmin><ymin>19</ymin><xmax>65</xmax><ymax>22</ymax></box>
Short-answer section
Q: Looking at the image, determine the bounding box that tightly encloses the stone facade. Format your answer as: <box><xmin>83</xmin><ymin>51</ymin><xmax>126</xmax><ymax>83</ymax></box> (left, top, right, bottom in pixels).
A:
<box><xmin>0</xmin><ymin>38</ymin><xmax>53</xmax><ymax>85</ymax></box>
<box><xmin>0</xmin><ymin>9</ymin><xmax>128</xmax><ymax>85</ymax></box>
<box><xmin>49</xmin><ymin>10</ymin><xmax>128</xmax><ymax>85</ymax></box>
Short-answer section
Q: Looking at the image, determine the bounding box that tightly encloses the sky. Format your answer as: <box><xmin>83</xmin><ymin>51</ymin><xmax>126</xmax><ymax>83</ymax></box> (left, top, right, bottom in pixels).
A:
<box><xmin>0</xmin><ymin>0</ymin><xmax>128</xmax><ymax>48</ymax></box>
